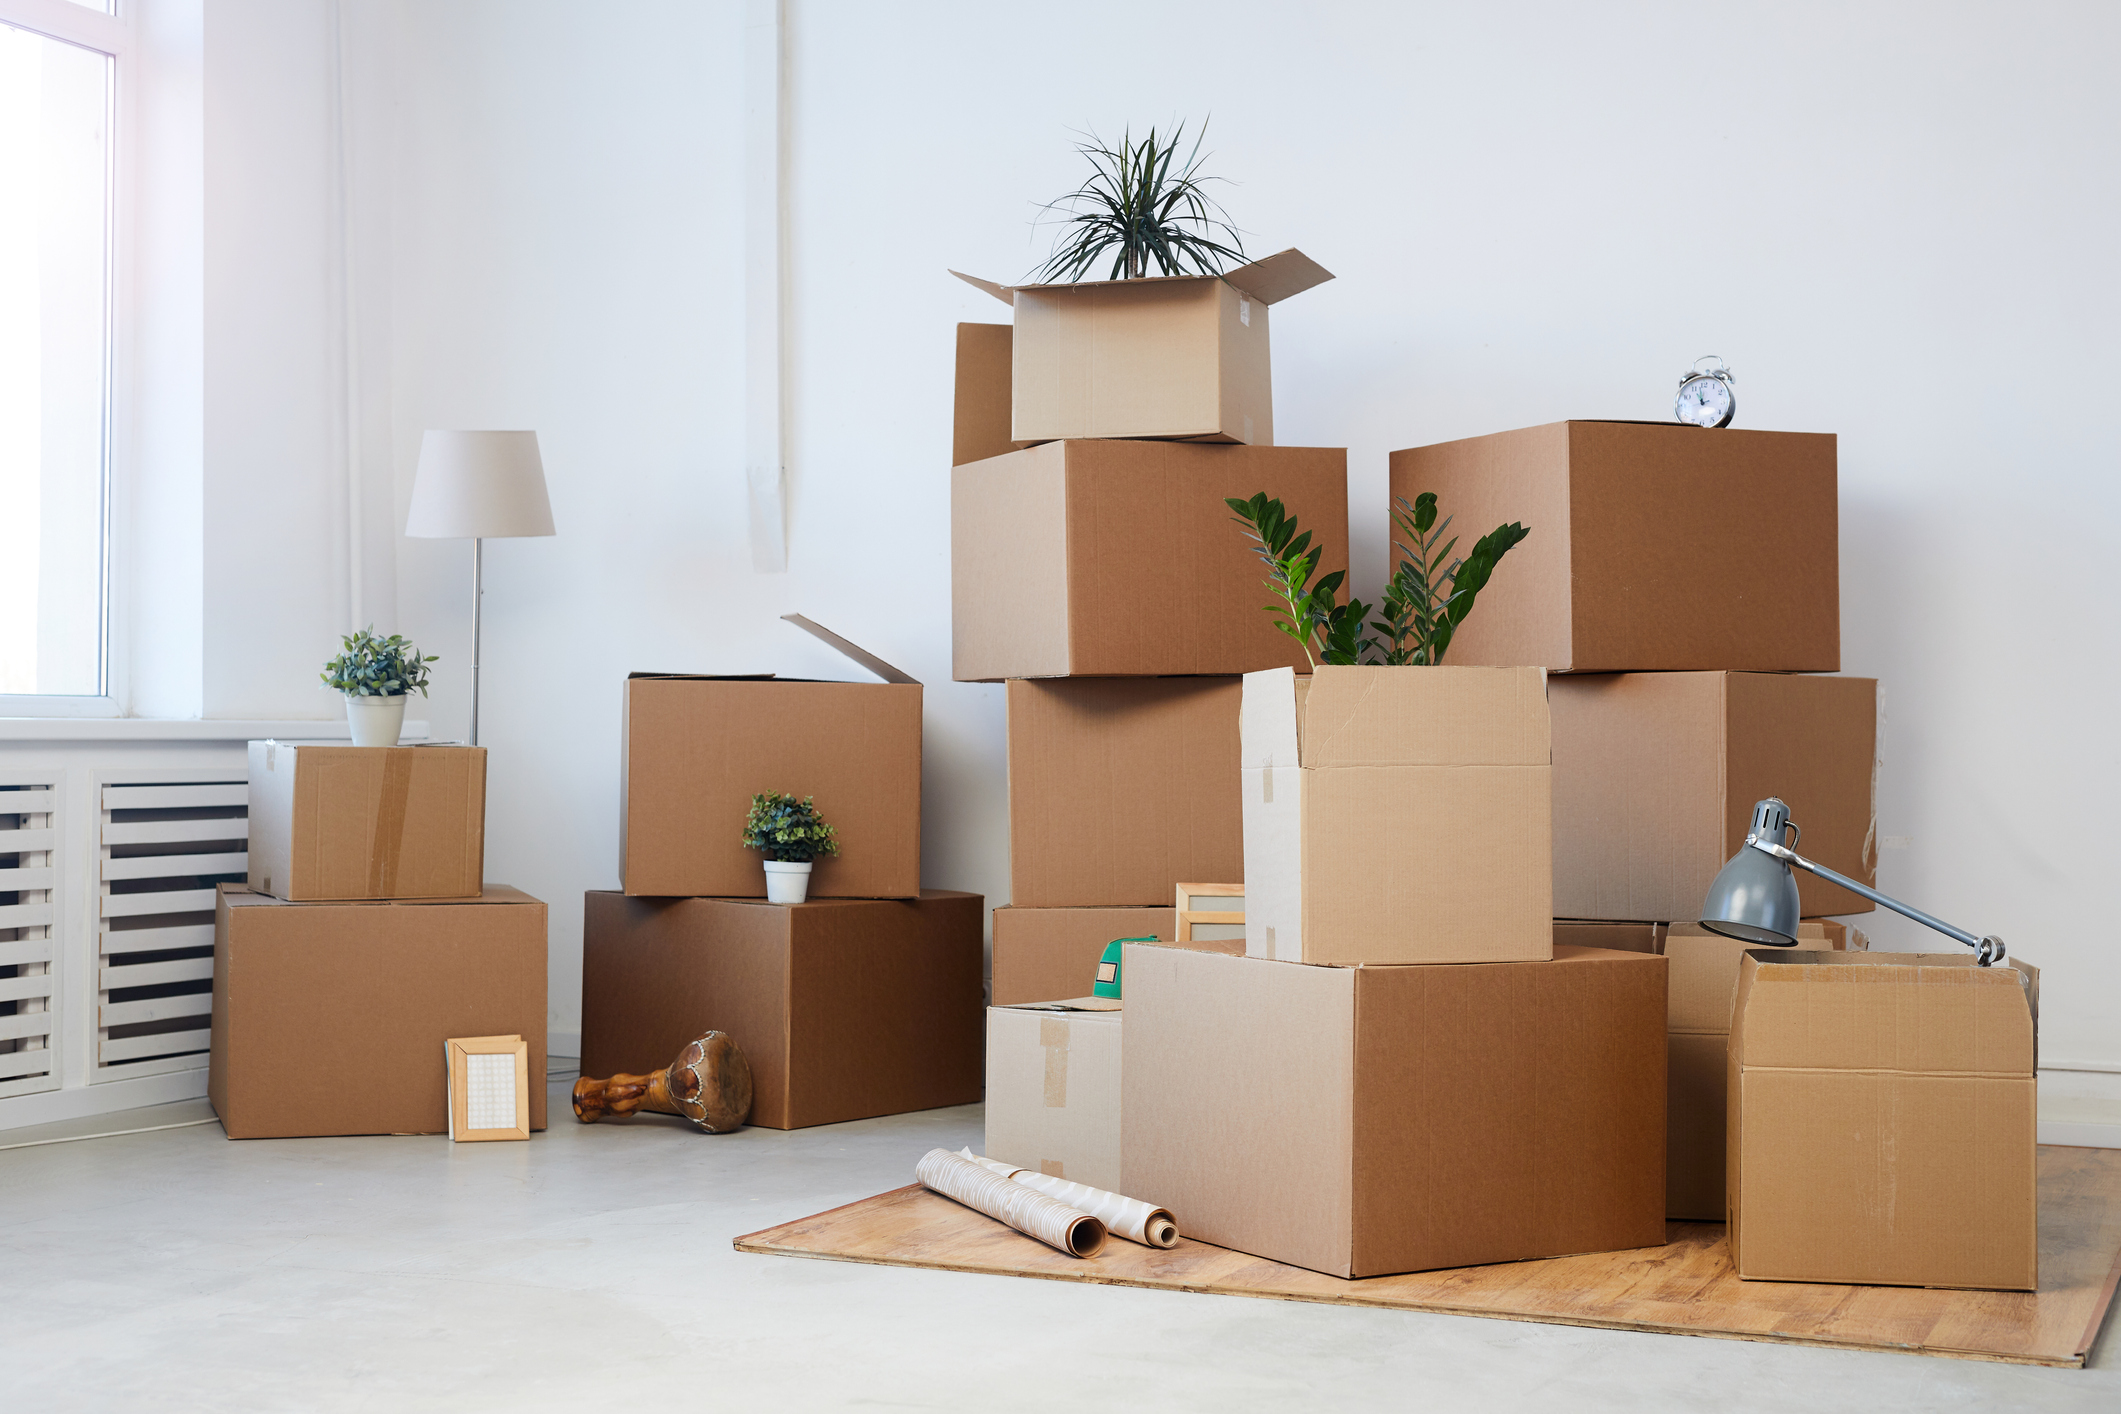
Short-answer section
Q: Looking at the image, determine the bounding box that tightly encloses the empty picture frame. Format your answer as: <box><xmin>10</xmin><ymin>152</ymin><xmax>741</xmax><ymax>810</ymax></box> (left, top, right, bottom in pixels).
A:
<box><xmin>446</xmin><ymin>1034</ymin><xmax>531</xmax><ymax>1142</ymax></box>
<box><xmin>1175</xmin><ymin>883</ymin><xmax>1245</xmax><ymax>944</ymax></box>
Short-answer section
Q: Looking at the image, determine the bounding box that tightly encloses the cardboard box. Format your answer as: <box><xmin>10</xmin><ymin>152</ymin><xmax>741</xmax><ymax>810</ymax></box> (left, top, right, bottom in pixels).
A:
<box><xmin>1122</xmin><ymin>943</ymin><xmax>1667</xmax><ymax>1279</ymax></box>
<box><xmin>1728</xmin><ymin>950</ymin><xmax>2039</xmax><ymax>1290</ymax></box>
<box><xmin>1008</xmin><ymin>677</ymin><xmax>1243</xmax><ymax>907</ymax></box>
<box><xmin>209</xmin><ymin>884</ymin><xmax>547</xmax><ymax>1138</ymax></box>
<box><xmin>953</xmin><ymin>440</ymin><xmax>1348</xmax><ymax>681</ymax></box>
<box><xmin>984</xmin><ymin>998</ymin><xmax>1122</xmax><ymax>1192</ymax></box>
<box><xmin>246</xmin><ymin>741</ymin><xmax>485</xmax><ymax>900</ymax></box>
<box><xmin>1552</xmin><ymin>672</ymin><xmax>1877</xmax><ymax>920</ymax></box>
<box><xmin>990</xmin><ymin>905</ymin><xmax>1244</xmax><ymax>1006</ymax></box>
<box><xmin>952</xmin><ymin>323</ymin><xmax>1023</xmax><ymax>468</ymax></box>
<box><xmin>1242</xmin><ymin>665</ymin><xmax>1552</xmax><ymax>965</ymax></box>
<box><xmin>952</xmin><ymin>249</ymin><xmax>1333</xmax><ymax>445</ymax></box>
<box><xmin>580</xmin><ymin>890</ymin><xmax>982</xmax><ymax>1130</ymax></box>
<box><xmin>1387</xmin><ymin>421</ymin><xmax>1838</xmax><ymax>672</ymax></box>
<box><xmin>1554</xmin><ymin>920</ymin><xmax>1664</xmax><ymax>954</ymax></box>
<box><xmin>621</xmin><ymin>622</ymin><xmax>921</xmax><ymax>899</ymax></box>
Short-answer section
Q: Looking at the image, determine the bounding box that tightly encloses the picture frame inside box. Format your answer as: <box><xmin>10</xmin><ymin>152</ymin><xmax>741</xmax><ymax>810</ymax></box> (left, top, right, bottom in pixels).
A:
<box><xmin>1174</xmin><ymin>883</ymin><xmax>1243</xmax><ymax>943</ymax></box>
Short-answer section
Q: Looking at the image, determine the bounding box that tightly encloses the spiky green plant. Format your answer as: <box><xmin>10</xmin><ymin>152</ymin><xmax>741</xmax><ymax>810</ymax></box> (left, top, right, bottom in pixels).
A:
<box><xmin>1033</xmin><ymin>122</ymin><xmax>1245</xmax><ymax>283</ymax></box>
<box><xmin>1372</xmin><ymin>494</ymin><xmax>1530</xmax><ymax>665</ymax></box>
<box><xmin>741</xmin><ymin>792</ymin><xmax>840</xmax><ymax>864</ymax></box>
<box><xmin>1225</xmin><ymin>493</ymin><xmax>1373</xmax><ymax>669</ymax></box>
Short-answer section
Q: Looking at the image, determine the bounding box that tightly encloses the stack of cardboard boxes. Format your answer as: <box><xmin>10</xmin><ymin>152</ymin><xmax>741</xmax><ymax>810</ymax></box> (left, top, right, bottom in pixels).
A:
<box><xmin>212</xmin><ymin>741</ymin><xmax>550</xmax><ymax>1138</ymax></box>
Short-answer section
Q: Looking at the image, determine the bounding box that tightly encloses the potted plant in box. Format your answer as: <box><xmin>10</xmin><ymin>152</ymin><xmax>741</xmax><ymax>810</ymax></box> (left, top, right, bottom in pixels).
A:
<box><xmin>320</xmin><ymin>627</ymin><xmax>438</xmax><ymax>747</ymax></box>
<box><xmin>742</xmin><ymin>793</ymin><xmax>839</xmax><ymax>904</ymax></box>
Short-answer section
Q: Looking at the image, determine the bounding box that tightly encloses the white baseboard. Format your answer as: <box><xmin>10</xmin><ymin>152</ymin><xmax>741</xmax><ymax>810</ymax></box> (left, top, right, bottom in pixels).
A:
<box><xmin>2039</xmin><ymin>1120</ymin><xmax>2121</xmax><ymax>1149</ymax></box>
<box><xmin>0</xmin><ymin>1067</ymin><xmax>209</xmax><ymax>1132</ymax></box>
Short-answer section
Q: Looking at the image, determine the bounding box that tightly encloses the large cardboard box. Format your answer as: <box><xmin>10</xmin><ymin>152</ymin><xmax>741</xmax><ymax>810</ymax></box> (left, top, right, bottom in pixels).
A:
<box><xmin>985</xmin><ymin>998</ymin><xmax>1122</xmax><ymax>1192</ymax></box>
<box><xmin>990</xmin><ymin>905</ymin><xmax>1244</xmax><ymax>1005</ymax></box>
<box><xmin>1387</xmin><ymin>421</ymin><xmax>1838</xmax><ymax>672</ymax></box>
<box><xmin>1552</xmin><ymin>672</ymin><xmax>1877</xmax><ymax>921</ymax></box>
<box><xmin>1122</xmin><ymin>943</ymin><xmax>1666</xmax><ymax>1279</ymax></box>
<box><xmin>246</xmin><ymin>741</ymin><xmax>485</xmax><ymax>900</ymax></box>
<box><xmin>580</xmin><ymin>890</ymin><xmax>982</xmax><ymax>1130</ymax></box>
<box><xmin>1242</xmin><ymin>665</ymin><xmax>1552</xmax><ymax>965</ymax></box>
<box><xmin>621</xmin><ymin>628</ymin><xmax>921</xmax><ymax>899</ymax></box>
<box><xmin>1008</xmin><ymin>676</ymin><xmax>1243</xmax><ymax>907</ymax></box>
<box><xmin>1728</xmin><ymin>950</ymin><xmax>2039</xmax><ymax>1290</ymax></box>
<box><xmin>209</xmin><ymin>884</ymin><xmax>547</xmax><ymax>1138</ymax></box>
<box><xmin>952</xmin><ymin>250</ymin><xmax>1333</xmax><ymax>445</ymax></box>
<box><xmin>953</xmin><ymin>440</ymin><xmax>1348</xmax><ymax>682</ymax></box>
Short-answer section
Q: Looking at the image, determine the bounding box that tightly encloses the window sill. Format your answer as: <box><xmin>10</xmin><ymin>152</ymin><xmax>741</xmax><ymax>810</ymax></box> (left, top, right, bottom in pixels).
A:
<box><xmin>0</xmin><ymin>718</ymin><xmax>434</xmax><ymax>743</ymax></box>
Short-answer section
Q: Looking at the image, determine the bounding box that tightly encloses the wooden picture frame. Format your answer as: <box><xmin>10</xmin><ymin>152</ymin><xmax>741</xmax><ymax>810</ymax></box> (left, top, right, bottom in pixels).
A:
<box><xmin>446</xmin><ymin>1034</ymin><xmax>531</xmax><ymax>1142</ymax></box>
<box><xmin>1174</xmin><ymin>883</ymin><xmax>1244</xmax><ymax>944</ymax></box>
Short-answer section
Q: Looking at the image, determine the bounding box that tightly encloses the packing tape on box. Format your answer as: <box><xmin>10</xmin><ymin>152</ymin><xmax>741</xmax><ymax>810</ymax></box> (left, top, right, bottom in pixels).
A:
<box><xmin>959</xmin><ymin>1148</ymin><xmax>1178</xmax><ymax>1249</ymax></box>
<box><xmin>915</xmin><ymin>1148</ymin><xmax>1106</xmax><ymax>1258</ymax></box>
<box><xmin>367</xmin><ymin>748</ymin><xmax>416</xmax><ymax>896</ymax></box>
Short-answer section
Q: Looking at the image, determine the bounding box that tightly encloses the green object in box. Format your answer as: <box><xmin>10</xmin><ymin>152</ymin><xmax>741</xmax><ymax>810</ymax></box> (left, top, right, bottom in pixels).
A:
<box><xmin>1093</xmin><ymin>937</ymin><xmax>1156</xmax><ymax>999</ymax></box>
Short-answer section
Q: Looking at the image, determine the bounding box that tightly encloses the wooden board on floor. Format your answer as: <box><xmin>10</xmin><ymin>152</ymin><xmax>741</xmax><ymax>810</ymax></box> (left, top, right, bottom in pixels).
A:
<box><xmin>736</xmin><ymin>1145</ymin><xmax>2121</xmax><ymax>1367</ymax></box>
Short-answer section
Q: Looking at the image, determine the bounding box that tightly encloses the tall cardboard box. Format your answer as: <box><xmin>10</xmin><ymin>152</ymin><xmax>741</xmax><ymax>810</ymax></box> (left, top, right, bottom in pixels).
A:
<box><xmin>1552</xmin><ymin>672</ymin><xmax>1877</xmax><ymax>921</ymax></box>
<box><xmin>1122</xmin><ymin>943</ymin><xmax>1667</xmax><ymax>1279</ymax></box>
<box><xmin>1388</xmin><ymin>421</ymin><xmax>1838</xmax><ymax>672</ymax></box>
<box><xmin>990</xmin><ymin>906</ymin><xmax>1244</xmax><ymax>1006</ymax></box>
<box><xmin>952</xmin><ymin>440</ymin><xmax>1348</xmax><ymax>681</ymax></box>
<box><xmin>246</xmin><ymin>741</ymin><xmax>485</xmax><ymax>900</ymax></box>
<box><xmin>985</xmin><ymin>998</ymin><xmax>1122</xmax><ymax>1192</ymax></box>
<box><xmin>951</xmin><ymin>249</ymin><xmax>1333</xmax><ymax>445</ymax></box>
<box><xmin>1008</xmin><ymin>677</ymin><xmax>1243</xmax><ymax>907</ymax></box>
<box><xmin>580</xmin><ymin>890</ymin><xmax>983</xmax><ymax>1130</ymax></box>
<box><xmin>1242</xmin><ymin>665</ymin><xmax>1552</xmax><ymax>965</ymax></box>
<box><xmin>209</xmin><ymin>885</ymin><xmax>547</xmax><ymax>1138</ymax></box>
<box><xmin>1728</xmin><ymin>950</ymin><xmax>2039</xmax><ymax>1290</ymax></box>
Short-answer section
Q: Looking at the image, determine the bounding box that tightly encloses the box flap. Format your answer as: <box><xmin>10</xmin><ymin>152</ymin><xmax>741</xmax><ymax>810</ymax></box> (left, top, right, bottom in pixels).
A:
<box><xmin>1731</xmin><ymin>951</ymin><xmax>2035</xmax><ymax>1076</ymax></box>
<box><xmin>1295</xmin><ymin>665</ymin><xmax>1549</xmax><ymax>768</ymax></box>
<box><xmin>1240</xmin><ymin>668</ymin><xmax>1305</xmax><ymax>768</ymax></box>
<box><xmin>1220</xmin><ymin>249</ymin><xmax>1335</xmax><ymax>305</ymax></box>
<box><xmin>949</xmin><ymin>269</ymin><xmax>1014</xmax><ymax>306</ymax></box>
<box><xmin>779</xmin><ymin>614</ymin><xmax>919</xmax><ymax>685</ymax></box>
<box><xmin>996</xmin><ymin>996</ymin><xmax>1122</xmax><ymax>1014</ymax></box>
<box><xmin>222</xmin><ymin>882</ymin><xmax>538</xmax><ymax>909</ymax></box>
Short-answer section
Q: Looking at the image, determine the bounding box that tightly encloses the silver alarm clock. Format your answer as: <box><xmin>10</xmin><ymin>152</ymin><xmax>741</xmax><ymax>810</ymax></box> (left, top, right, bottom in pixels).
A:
<box><xmin>1675</xmin><ymin>356</ymin><xmax>1736</xmax><ymax>428</ymax></box>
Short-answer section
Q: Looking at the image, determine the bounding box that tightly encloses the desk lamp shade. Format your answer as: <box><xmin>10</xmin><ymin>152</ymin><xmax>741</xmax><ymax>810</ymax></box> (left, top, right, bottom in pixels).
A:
<box><xmin>405</xmin><ymin>431</ymin><xmax>555</xmax><ymax>539</ymax></box>
<box><xmin>1699</xmin><ymin>797</ymin><xmax>1804</xmax><ymax>946</ymax></box>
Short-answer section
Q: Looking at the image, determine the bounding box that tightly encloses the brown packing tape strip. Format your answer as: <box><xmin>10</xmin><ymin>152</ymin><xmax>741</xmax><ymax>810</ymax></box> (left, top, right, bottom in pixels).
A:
<box><xmin>367</xmin><ymin>748</ymin><xmax>416</xmax><ymax>896</ymax></box>
<box><xmin>1040</xmin><ymin>1017</ymin><xmax>1069</xmax><ymax>1107</ymax></box>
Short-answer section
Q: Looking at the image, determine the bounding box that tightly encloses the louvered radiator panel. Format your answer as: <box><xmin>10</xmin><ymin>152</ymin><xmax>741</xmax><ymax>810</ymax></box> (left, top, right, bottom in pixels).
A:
<box><xmin>0</xmin><ymin>782</ymin><xmax>60</xmax><ymax>1097</ymax></box>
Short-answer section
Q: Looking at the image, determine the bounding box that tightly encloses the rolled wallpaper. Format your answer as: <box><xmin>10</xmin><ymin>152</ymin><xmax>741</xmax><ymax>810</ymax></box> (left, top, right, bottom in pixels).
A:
<box><xmin>915</xmin><ymin>1148</ymin><xmax>1107</xmax><ymax>1258</ymax></box>
<box><xmin>959</xmin><ymin>1149</ymin><xmax>1179</xmax><ymax>1249</ymax></box>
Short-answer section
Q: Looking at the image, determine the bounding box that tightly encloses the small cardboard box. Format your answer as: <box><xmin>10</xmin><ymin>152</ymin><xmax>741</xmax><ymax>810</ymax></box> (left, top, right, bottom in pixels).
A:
<box><xmin>621</xmin><ymin>621</ymin><xmax>921</xmax><ymax>899</ymax></box>
<box><xmin>1242</xmin><ymin>665</ymin><xmax>1552</xmax><ymax>965</ymax></box>
<box><xmin>580</xmin><ymin>889</ymin><xmax>983</xmax><ymax>1130</ymax></box>
<box><xmin>1552</xmin><ymin>671</ymin><xmax>1877</xmax><ymax>920</ymax></box>
<box><xmin>209</xmin><ymin>884</ymin><xmax>547</xmax><ymax>1138</ymax></box>
<box><xmin>1553</xmin><ymin>920</ymin><xmax>1664</xmax><ymax>954</ymax></box>
<box><xmin>951</xmin><ymin>250</ymin><xmax>1333</xmax><ymax>446</ymax></box>
<box><xmin>1388</xmin><ymin>421</ymin><xmax>1838</xmax><ymax>672</ymax></box>
<box><xmin>1008</xmin><ymin>676</ymin><xmax>1243</xmax><ymax>907</ymax></box>
<box><xmin>953</xmin><ymin>440</ymin><xmax>1348</xmax><ymax>681</ymax></box>
<box><xmin>984</xmin><ymin>998</ymin><xmax>1122</xmax><ymax>1193</ymax></box>
<box><xmin>1122</xmin><ymin>943</ymin><xmax>1667</xmax><ymax>1279</ymax></box>
<box><xmin>990</xmin><ymin>905</ymin><xmax>1243</xmax><ymax>1006</ymax></box>
<box><xmin>246</xmin><ymin>741</ymin><xmax>486</xmax><ymax>900</ymax></box>
<box><xmin>1728</xmin><ymin>950</ymin><xmax>2039</xmax><ymax>1290</ymax></box>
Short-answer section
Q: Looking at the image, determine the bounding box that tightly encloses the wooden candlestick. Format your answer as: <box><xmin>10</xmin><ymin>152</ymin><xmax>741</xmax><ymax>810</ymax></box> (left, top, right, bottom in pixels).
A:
<box><xmin>572</xmin><ymin>1030</ymin><xmax>754</xmax><ymax>1133</ymax></box>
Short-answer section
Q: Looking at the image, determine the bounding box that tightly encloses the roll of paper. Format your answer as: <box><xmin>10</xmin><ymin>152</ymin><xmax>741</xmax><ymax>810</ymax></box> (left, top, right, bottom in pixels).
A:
<box><xmin>959</xmin><ymin>1149</ymin><xmax>1179</xmax><ymax>1249</ymax></box>
<box><xmin>915</xmin><ymin>1148</ymin><xmax>1106</xmax><ymax>1258</ymax></box>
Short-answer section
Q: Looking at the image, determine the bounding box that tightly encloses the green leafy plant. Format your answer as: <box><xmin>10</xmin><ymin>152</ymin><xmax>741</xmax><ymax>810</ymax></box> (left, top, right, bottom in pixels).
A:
<box><xmin>1033</xmin><ymin>121</ymin><xmax>1245</xmax><ymax>283</ymax></box>
<box><xmin>741</xmin><ymin>793</ymin><xmax>840</xmax><ymax>864</ymax></box>
<box><xmin>1225</xmin><ymin>493</ymin><xmax>1373</xmax><ymax>669</ymax></box>
<box><xmin>320</xmin><ymin>627</ymin><xmax>437</xmax><ymax>698</ymax></box>
<box><xmin>1373</xmin><ymin>494</ymin><xmax>1530</xmax><ymax>666</ymax></box>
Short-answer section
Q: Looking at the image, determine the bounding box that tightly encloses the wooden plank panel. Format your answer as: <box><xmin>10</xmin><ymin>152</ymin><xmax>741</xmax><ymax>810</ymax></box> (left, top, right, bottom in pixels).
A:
<box><xmin>0</xmin><ymin>1047</ymin><xmax>56</xmax><ymax>1081</ymax></box>
<box><xmin>101</xmin><ymin>994</ymin><xmax>212</xmax><ymax>1027</ymax></box>
<box><xmin>0</xmin><ymin>865</ymin><xmax>54</xmax><ymax>891</ymax></box>
<box><xmin>102</xmin><ymin>956</ymin><xmax>216</xmax><ymax>988</ymax></box>
<box><xmin>99</xmin><ymin>1028</ymin><xmax>212</xmax><ymax>1063</ymax></box>
<box><xmin>735</xmin><ymin>1147</ymin><xmax>2121</xmax><ymax>1369</ymax></box>
<box><xmin>0</xmin><ymin>828</ymin><xmax>57</xmax><ymax>854</ymax></box>
<box><xmin>102</xmin><ymin>922</ymin><xmax>216</xmax><ymax>955</ymax></box>
<box><xmin>102</xmin><ymin>851</ymin><xmax>247</xmax><ymax>882</ymax></box>
<box><xmin>101</xmin><ymin>888</ymin><xmax>217</xmax><ymax>919</ymax></box>
<box><xmin>0</xmin><ymin>900</ymin><xmax>55</xmax><ymax>929</ymax></box>
<box><xmin>0</xmin><ymin>937</ymin><xmax>54</xmax><ymax>968</ymax></box>
<box><xmin>102</xmin><ymin>783</ymin><xmax>246</xmax><ymax>810</ymax></box>
<box><xmin>0</xmin><ymin>974</ymin><xmax>53</xmax><ymax>1004</ymax></box>
<box><xmin>103</xmin><ymin>817</ymin><xmax>250</xmax><ymax>846</ymax></box>
<box><xmin>0</xmin><ymin>1011</ymin><xmax>56</xmax><ymax>1042</ymax></box>
<box><xmin>0</xmin><ymin>789</ymin><xmax>56</xmax><ymax>815</ymax></box>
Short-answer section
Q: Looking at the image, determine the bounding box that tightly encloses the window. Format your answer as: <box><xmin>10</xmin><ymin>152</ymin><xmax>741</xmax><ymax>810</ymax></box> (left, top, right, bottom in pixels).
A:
<box><xmin>0</xmin><ymin>2</ymin><xmax>120</xmax><ymax>705</ymax></box>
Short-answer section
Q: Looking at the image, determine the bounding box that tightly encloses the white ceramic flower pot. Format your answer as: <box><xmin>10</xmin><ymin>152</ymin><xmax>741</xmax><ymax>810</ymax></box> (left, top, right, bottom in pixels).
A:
<box><xmin>763</xmin><ymin>860</ymin><xmax>812</xmax><ymax>904</ymax></box>
<box><xmin>345</xmin><ymin>693</ymin><xmax>408</xmax><ymax>748</ymax></box>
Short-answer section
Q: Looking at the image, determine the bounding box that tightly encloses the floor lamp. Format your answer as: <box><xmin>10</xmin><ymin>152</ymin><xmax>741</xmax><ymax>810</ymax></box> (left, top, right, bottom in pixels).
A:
<box><xmin>404</xmin><ymin>431</ymin><xmax>555</xmax><ymax>746</ymax></box>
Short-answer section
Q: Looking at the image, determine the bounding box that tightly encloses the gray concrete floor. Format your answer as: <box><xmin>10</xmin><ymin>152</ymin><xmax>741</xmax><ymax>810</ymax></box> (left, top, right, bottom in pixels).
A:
<box><xmin>1</xmin><ymin>1083</ymin><xmax>2114</xmax><ymax>1413</ymax></box>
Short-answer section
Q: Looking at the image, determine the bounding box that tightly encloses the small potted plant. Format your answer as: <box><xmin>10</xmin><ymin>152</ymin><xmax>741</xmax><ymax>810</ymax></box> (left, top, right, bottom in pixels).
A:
<box><xmin>320</xmin><ymin>627</ymin><xmax>438</xmax><ymax>747</ymax></box>
<box><xmin>741</xmin><ymin>792</ymin><xmax>839</xmax><ymax>904</ymax></box>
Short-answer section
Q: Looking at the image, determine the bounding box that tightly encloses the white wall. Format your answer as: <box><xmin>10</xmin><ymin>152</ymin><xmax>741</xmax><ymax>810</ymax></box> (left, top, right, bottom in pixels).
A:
<box><xmin>192</xmin><ymin>1</ymin><xmax>2120</xmax><ymax>1071</ymax></box>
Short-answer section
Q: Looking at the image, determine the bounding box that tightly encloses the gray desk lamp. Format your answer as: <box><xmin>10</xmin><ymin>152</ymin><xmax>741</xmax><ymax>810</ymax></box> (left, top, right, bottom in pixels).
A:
<box><xmin>1700</xmin><ymin>796</ymin><xmax>2006</xmax><ymax>966</ymax></box>
<box><xmin>404</xmin><ymin>431</ymin><xmax>555</xmax><ymax>745</ymax></box>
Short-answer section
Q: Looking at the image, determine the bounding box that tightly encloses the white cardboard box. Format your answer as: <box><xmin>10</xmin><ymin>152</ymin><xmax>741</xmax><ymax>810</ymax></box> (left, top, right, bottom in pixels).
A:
<box><xmin>983</xmin><ymin>998</ymin><xmax>1122</xmax><ymax>1193</ymax></box>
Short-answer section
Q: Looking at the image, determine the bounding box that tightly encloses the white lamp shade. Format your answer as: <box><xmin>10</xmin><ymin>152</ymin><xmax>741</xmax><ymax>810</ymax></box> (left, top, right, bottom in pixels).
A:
<box><xmin>405</xmin><ymin>430</ymin><xmax>556</xmax><ymax>539</ymax></box>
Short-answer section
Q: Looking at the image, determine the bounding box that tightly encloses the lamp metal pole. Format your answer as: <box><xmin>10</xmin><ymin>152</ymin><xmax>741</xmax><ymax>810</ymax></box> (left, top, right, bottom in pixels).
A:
<box><xmin>470</xmin><ymin>536</ymin><xmax>483</xmax><ymax>747</ymax></box>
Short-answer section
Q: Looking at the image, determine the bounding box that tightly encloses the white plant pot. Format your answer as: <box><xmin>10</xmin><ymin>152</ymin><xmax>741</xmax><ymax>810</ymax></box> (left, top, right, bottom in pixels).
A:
<box><xmin>763</xmin><ymin>860</ymin><xmax>812</xmax><ymax>904</ymax></box>
<box><xmin>345</xmin><ymin>693</ymin><xmax>408</xmax><ymax>748</ymax></box>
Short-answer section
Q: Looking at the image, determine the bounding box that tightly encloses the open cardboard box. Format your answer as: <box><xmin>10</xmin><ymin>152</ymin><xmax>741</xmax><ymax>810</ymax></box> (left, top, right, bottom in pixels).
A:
<box><xmin>990</xmin><ymin>905</ymin><xmax>1243</xmax><ymax>1007</ymax></box>
<box><xmin>1388</xmin><ymin>421</ymin><xmax>1839</xmax><ymax>672</ymax></box>
<box><xmin>247</xmin><ymin>741</ymin><xmax>485</xmax><ymax>900</ymax></box>
<box><xmin>951</xmin><ymin>249</ymin><xmax>1333</xmax><ymax>447</ymax></box>
<box><xmin>622</xmin><ymin>616</ymin><xmax>921</xmax><ymax>899</ymax></box>
<box><xmin>984</xmin><ymin>997</ymin><xmax>1123</xmax><ymax>1193</ymax></box>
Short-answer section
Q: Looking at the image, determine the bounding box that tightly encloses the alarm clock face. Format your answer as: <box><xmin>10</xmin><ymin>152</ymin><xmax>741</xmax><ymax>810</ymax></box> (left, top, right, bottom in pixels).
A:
<box><xmin>1676</xmin><ymin>375</ymin><xmax>1734</xmax><ymax>428</ymax></box>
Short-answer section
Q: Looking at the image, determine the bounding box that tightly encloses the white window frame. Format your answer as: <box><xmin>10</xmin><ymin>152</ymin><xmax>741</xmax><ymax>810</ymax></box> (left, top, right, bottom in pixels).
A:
<box><xmin>0</xmin><ymin>0</ymin><xmax>130</xmax><ymax>719</ymax></box>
